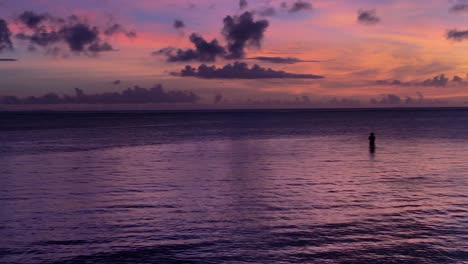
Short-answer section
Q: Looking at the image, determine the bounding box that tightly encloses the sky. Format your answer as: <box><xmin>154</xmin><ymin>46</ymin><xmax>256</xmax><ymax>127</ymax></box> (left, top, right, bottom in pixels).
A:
<box><xmin>1</xmin><ymin>0</ymin><xmax>468</xmax><ymax>108</ymax></box>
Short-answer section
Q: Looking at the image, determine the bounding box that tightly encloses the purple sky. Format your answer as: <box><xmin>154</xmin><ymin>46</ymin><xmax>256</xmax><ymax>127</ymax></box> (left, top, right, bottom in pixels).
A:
<box><xmin>1</xmin><ymin>0</ymin><xmax>468</xmax><ymax>108</ymax></box>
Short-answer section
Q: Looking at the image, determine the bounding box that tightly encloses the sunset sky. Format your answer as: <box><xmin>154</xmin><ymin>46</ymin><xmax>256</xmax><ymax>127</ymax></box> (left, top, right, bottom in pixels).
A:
<box><xmin>2</xmin><ymin>0</ymin><xmax>468</xmax><ymax>107</ymax></box>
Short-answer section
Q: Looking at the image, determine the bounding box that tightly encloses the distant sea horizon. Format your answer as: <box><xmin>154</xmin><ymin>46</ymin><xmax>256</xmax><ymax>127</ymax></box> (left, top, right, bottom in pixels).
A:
<box><xmin>3</xmin><ymin>105</ymin><xmax>468</xmax><ymax>113</ymax></box>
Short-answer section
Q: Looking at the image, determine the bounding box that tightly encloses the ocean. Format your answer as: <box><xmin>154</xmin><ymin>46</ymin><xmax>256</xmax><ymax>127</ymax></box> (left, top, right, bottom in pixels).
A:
<box><xmin>0</xmin><ymin>109</ymin><xmax>467</xmax><ymax>263</ymax></box>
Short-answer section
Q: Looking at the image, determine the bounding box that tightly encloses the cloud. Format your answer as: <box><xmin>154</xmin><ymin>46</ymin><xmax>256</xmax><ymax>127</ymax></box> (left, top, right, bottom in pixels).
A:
<box><xmin>15</xmin><ymin>29</ymin><xmax>61</xmax><ymax>50</ymax></box>
<box><xmin>447</xmin><ymin>29</ymin><xmax>468</xmax><ymax>41</ymax></box>
<box><xmin>450</xmin><ymin>1</ymin><xmax>468</xmax><ymax>13</ymax></box>
<box><xmin>370</xmin><ymin>94</ymin><xmax>426</xmax><ymax>105</ymax></box>
<box><xmin>0</xmin><ymin>85</ymin><xmax>200</xmax><ymax>105</ymax></box>
<box><xmin>14</xmin><ymin>11</ymin><xmax>135</xmax><ymax>55</ymax></box>
<box><xmin>173</xmin><ymin>19</ymin><xmax>185</xmax><ymax>29</ymax></box>
<box><xmin>88</xmin><ymin>42</ymin><xmax>113</xmax><ymax>52</ymax></box>
<box><xmin>357</xmin><ymin>9</ymin><xmax>381</xmax><ymax>25</ymax></box>
<box><xmin>173</xmin><ymin>62</ymin><xmax>324</xmax><ymax>79</ymax></box>
<box><xmin>222</xmin><ymin>12</ymin><xmax>269</xmax><ymax>59</ymax></box>
<box><xmin>249</xmin><ymin>56</ymin><xmax>320</xmax><ymax>64</ymax></box>
<box><xmin>156</xmin><ymin>33</ymin><xmax>226</xmax><ymax>62</ymax></box>
<box><xmin>257</xmin><ymin>7</ymin><xmax>277</xmax><ymax>17</ymax></box>
<box><xmin>283</xmin><ymin>1</ymin><xmax>313</xmax><ymax>13</ymax></box>
<box><xmin>376</xmin><ymin>74</ymin><xmax>463</xmax><ymax>87</ymax></box>
<box><xmin>17</xmin><ymin>10</ymin><xmax>50</xmax><ymax>29</ymax></box>
<box><xmin>239</xmin><ymin>0</ymin><xmax>248</xmax><ymax>10</ymax></box>
<box><xmin>326</xmin><ymin>97</ymin><xmax>361</xmax><ymax>107</ymax></box>
<box><xmin>372</xmin><ymin>94</ymin><xmax>402</xmax><ymax>105</ymax></box>
<box><xmin>160</xmin><ymin>12</ymin><xmax>269</xmax><ymax>62</ymax></box>
<box><xmin>375</xmin><ymin>79</ymin><xmax>407</xmax><ymax>86</ymax></box>
<box><xmin>112</xmin><ymin>80</ymin><xmax>121</xmax><ymax>85</ymax></box>
<box><xmin>421</xmin><ymin>74</ymin><xmax>450</xmax><ymax>87</ymax></box>
<box><xmin>453</xmin><ymin>75</ymin><xmax>464</xmax><ymax>82</ymax></box>
<box><xmin>61</xmin><ymin>24</ymin><xmax>103</xmax><ymax>52</ymax></box>
<box><xmin>104</xmin><ymin>24</ymin><xmax>136</xmax><ymax>38</ymax></box>
<box><xmin>0</xmin><ymin>18</ymin><xmax>13</xmax><ymax>52</ymax></box>
<box><xmin>0</xmin><ymin>58</ymin><xmax>16</xmax><ymax>61</ymax></box>
<box><xmin>255</xmin><ymin>1</ymin><xmax>315</xmax><ymax>17</ymax></box>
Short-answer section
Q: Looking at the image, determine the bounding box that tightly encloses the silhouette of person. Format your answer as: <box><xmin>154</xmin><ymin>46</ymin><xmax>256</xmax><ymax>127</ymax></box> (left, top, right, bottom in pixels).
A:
<box><xmin>369</xmin><ymin>133</ymin><xmax>376</xmax><ymax>153</ymax></box>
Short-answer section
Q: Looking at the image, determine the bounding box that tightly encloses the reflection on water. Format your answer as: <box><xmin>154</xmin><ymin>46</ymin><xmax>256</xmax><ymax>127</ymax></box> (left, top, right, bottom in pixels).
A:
<box><xmin>0</xmin><ymin>110</ymin><xmax>467</xmax><ymax>263</ymax></box>
<box><xmin>369</xmin><ymin>151</ymin><xmax>375</xmax><ymax>162</ymax></box>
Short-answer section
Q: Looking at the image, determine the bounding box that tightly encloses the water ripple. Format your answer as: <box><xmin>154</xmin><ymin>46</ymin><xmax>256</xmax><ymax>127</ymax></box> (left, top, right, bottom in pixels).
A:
<box><xmin>0</xmin><ymin>110</ymin><xmax>467</xmax><ymax>263</ymax></box>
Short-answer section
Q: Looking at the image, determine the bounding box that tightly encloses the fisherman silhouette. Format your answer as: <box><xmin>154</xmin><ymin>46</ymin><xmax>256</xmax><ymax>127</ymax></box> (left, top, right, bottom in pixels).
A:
<box><xmin>369</xmin><ymin>133</ymin><xmax>376</xmax><ymax>153</ymax></box>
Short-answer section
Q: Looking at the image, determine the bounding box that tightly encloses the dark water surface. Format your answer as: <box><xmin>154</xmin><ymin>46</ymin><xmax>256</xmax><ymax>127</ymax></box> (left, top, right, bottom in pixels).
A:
<box><xmin>0</xmin><ymin>109</ymin><xmax>467</xmax><ymax>263</ymax></box>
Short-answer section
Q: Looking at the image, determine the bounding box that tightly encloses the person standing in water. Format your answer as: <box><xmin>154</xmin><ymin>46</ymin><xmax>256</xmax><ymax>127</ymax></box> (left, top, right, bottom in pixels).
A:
<box><xmin>369</xmin><ymin>133</ymin><xmax>376</xmax><ymax>152</ymax></box>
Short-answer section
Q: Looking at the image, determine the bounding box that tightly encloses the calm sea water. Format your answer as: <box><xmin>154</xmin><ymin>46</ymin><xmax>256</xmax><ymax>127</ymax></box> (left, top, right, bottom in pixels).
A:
<box><xmin>0</xmin><ymin>109</ymin><xmax>467</xmax><ymax>263</ymax></box>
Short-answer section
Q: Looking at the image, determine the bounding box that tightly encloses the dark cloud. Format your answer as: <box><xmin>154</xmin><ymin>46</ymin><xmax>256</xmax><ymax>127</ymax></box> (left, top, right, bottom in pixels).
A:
<box><xmin>222</xmin><ymin>12</ymin><xmax>269</xmax><ymax>59</ymax></box>
<box><xmin>126</xmin><ymin>31</ymin><xmax>137</xmax><ymax>38</ymax></box>
<box><xmin>160</xmin><ymin>12</ymin><xmax>269</xmax><ymax>61</ymax></box>
<box><xmin>249</xmin><ymin>56</ymin><xmax>320</xmax><ymax>64</ymax></box>
<box><xmin>0</xmin><ymin>58</ymin><xmax>17</xmax><ymax>61</ymax></box>
<box><xmin>15</xmin><ymin>11</ymin><xmax>62</xmax><ymax>47</ymax></box>
<box><xmin>88</xmin><ymin>42</ymin><xmax>114</xmax><ymax>52</ymax></box>
<box><xmin>104</xmin><ymin>24</ymin><xmax>136</xmax><ymax>38</ymax></box>
<box><xmin>372</xmin><ymin>94</ymin><xmax>402</xmax><ymax>105</ymax></box>
<box><xmin>15</xmin><ymin>11</ymin><xmax>135</xmax><ymax>55</ymax></box>
<box><xmin>447</xmin><ymin>29</ymin><xmax>468</xmax><ymax>41</ymax></box>
<box><xmin>257</xmin><ymin>7</ymin><xmax>277</xmax><ymax>17</ymax></box>
<box><xmin>239</xmin><ymin>0</ymin><xmax>248</xmax><ymax>10</ymax></box>
<box><xmin>357</xmin><ymin>9</ymin><xmax>381</xmax><ymax>25</ymax></box>
<box><xmin>284</xmin><ymin>1</ymin><xmax>313</xmax><ymax>13</ymax></box>
<box><xmin>17</xmin><ymin>11</ymin><xmax>50</xmax><ymax>29</ymax></box>
<box><xmin>376</xmin><ymin>74</ymin><xmax>459</xmax><ymax>87</ymax></box>
<box><xmin>15</xmin><ymin>30</ymin><xmax>61</xmax><ymax>48</ymax></box>
<box><xmin>370</xmin><ymin>94</ymin><xmax>426</xmax><ymax>105</ymax></box>
<box><xmin>157</xmin><ymin>33</ymin><xmax>226</xmax><ymax>62</ymax></box>
<box><xmin>326</xmin><ymin>97</ymin><xmax>361</xmax><ymax>107</ymax></box>
<box><xmin>0</xmin><ymin>85</ymin><xmax>200</xmax><ymax>105</ymax></box>
<box><xmin>235</xmin><ymin>96</ymin><xmax>362</xmax><ymax>108</ymax></box>
<box><xmin>453</xmin><ymin>75</ymin><xmax>464</xmax><ymax>82</ymax></box>
<box><xmin>173</xmin><ymin>62</ymin><xmax>324</xmax><ymax>79</ymax></box>
<box><xmin>61</xmin><ymin>23</ymin><xmax>102</xmax><ymax>52</ymax></box>
<box><xmin>112</xmin><ymin>80</ymin><xmax>122</xmax><ymax>85</ymax></box>
<box><xmin>450</xmin><ymin>1</ymin><xmax>468</xmax><ymax>13</ymax></box>
<box><xmin>0</xmin><ymin>18</ymin><xmax>13</xmax><ymax>52</ymax></box>
<box><xmin>173</xmin><ymin>20</ymin><xmax>185</xmax><ymax>29</ymax></box>
<box><xmin>421</xmin><ymin>74</ymin><xmax>450</xmax><ymax>87</ymax></box>
<box><xmin>256</xmin><ymin>2</ymin><xmax>314</xmax><ymax>17</ymax></box>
